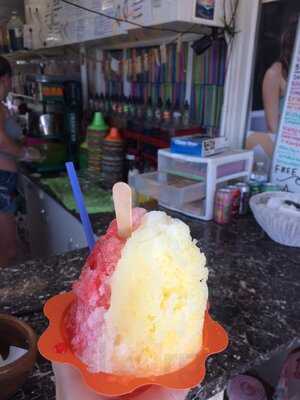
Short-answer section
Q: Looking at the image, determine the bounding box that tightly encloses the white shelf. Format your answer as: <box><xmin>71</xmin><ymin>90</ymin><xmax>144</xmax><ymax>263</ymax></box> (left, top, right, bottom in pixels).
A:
<box><xmin>24</xmin><ymin>0</ymin><xmax>227</xmax><ymax>52</ymax></box>
<box><xmin>9</xmin><ymin>93</ymin><xmax>35</xmax><ymax>101</ymax></box>
<box><xmin>4</xmin><ymin>46</ymin><xmax>78</xmax><ymax>62</ymax></box>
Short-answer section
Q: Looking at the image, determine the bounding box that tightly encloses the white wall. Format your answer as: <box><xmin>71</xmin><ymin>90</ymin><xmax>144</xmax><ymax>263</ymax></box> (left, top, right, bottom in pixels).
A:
<box><xmin>220</xmin><ymin>0</ymin><xmax>260</xmax><ymax>148</ymax></box>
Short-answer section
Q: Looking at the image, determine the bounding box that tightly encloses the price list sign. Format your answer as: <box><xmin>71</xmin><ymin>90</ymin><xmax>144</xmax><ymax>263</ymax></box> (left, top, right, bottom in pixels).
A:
<box><xmin>271</xmin><ymin>19</ymin><xmax>300</xmax><ymax>192</ymax></box>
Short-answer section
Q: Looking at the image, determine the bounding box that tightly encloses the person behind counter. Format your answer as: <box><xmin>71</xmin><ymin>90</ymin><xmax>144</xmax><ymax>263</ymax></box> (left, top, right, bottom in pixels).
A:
<box><xmin>262</xmin><ymin>21</ymin><xmax>297</xmax><ymax>133</ymax></box>
<box><xmin>246</xmin><ymin>21</ymin><xmax>297</xmax><ymax>171</ymax></box>
<box><xmin>0</xmin><ymin>56</ymin><xmax>40</xmax><ymax>268</ymax></box>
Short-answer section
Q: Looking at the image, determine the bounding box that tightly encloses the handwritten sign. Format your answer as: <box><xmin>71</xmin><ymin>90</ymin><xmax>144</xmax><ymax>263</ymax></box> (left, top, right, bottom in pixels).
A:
<box><xmin>38</xmin><ymin>0</ymin><xmax>129</xmax><ymax>47</ymax></box>
<box><xmin>271</xmin><ymin>19</ymin><xmax>300</xmax><ymax>192</ymax></box>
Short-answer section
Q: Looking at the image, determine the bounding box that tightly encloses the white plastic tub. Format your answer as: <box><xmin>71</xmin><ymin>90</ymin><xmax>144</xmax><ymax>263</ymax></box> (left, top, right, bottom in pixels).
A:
<box><xmin>250</xmin><ymin>192</ymin><xmax>300</xmax><ymax>247</ymax></box>
<box><xmin>133</xmin><ymin>172</ymin><xmax>206</xmax><ymax>208</ymax></box>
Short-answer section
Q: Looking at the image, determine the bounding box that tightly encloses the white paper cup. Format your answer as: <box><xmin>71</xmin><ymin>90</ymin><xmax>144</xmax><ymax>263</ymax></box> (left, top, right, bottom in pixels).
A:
<box><xmin>52</xmin><ymin>362</ymin><xmax>104</xmax><ymax>400</ymax></box>
<box><xmin>52</xmin><ymin>362</ymin><xmax>189</xmax><ymax>400</ymax></box>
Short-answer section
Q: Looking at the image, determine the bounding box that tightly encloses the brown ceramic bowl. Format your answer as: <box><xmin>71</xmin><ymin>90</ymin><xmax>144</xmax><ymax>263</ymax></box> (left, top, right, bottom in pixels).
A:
<box><xmin>0</xmin><ymin>314</ymin><xmax>37</xmax><ymax>400</ymax></box>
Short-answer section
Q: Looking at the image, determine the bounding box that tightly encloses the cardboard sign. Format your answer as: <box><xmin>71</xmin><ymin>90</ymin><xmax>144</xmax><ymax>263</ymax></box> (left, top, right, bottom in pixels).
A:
<box><xmin>271</xmin><ymin>19</ymin><xmax>300</xmax><ymax>192</ymax></box>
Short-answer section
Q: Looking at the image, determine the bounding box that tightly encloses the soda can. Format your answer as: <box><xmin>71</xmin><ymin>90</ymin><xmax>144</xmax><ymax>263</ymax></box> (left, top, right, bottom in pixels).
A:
<box><xmin>226</xmin><ymin>185</ymin><xmax>241</xmax><ymax>217</ymax></box>
<box><xmin>261</xmin><ymin>182</ymin><xmax>279</xmax><ymax>192</ymax></box>
<box><xmin>248</xmin><ymin>180</ymin><xmax>261</xmax><ymax>197</ymax></box>
<box><xmin>214</xmin><ymin>189</ymin><xmax>232</xmax><ymax>224</ymax></box>
<box><xmin>235</xmin><ymin>182</ymin><xmax>250</xmax><ymax>215</ymax></box>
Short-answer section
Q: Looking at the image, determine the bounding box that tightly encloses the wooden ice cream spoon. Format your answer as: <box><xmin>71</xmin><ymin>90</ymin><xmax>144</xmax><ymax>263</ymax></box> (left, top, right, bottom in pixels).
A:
<box><xmin>112</xmin><ymin>182</ymin><xmax>133</xmax><ymax>239</ymax></box>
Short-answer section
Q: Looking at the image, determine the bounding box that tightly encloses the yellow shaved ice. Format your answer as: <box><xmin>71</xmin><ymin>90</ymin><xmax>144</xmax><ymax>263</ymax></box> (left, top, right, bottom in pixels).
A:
<box><xmin>99</xmin><ymin>211</ymin><xmax>208</xmax><ymax>376</ymax></box>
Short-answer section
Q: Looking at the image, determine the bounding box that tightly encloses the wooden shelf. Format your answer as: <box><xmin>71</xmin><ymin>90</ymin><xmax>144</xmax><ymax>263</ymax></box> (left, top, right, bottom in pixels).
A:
<box><xmin>123</xmin><ymin>130</ymin><xmax>169</xmax><ymax>148</ymax></box>
<box><xmin>124</xmin><ymin>127</ymin><xmax>203</xmax><ymax>147</ymax></box>
<box><xmin>124</xmin><ymin>127</ymin><xmax>204</xmax><ymax>166</ymax></box>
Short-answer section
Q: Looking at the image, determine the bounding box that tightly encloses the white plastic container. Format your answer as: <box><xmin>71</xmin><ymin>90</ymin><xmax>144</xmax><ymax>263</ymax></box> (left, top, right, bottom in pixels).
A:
<box><xmin>133</xmin><ymin>149</ymin><xmax>253</xmax><ymax>220</ymax></box>
<box><xmin>52</xmin><ymin>362</ymin><xmax>189</xmax><ymax>400</ymax></box>
<box><xmin>250</xmin><ymin>192</ymin><xmax>300</xmax><ymax>247</ymax></box>
<box><xmin>133</xmin><ymin>171</ymin><xmax>206</xmax><ymax>208</ymax></box>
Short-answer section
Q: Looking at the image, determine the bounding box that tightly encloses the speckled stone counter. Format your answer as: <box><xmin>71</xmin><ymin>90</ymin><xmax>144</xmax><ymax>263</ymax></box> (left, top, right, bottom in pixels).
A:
<box><xmin>1</xmin><ymin>210</ymin><xmax>300</xmax><ymax>399</ymax></box>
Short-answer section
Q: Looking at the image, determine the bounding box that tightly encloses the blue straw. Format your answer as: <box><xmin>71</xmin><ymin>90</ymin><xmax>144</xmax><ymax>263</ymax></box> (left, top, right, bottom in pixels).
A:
<box><xmin>65</xmin><ymin>162</ymin><xmax>95</xmax><ymax>252</ymax></box>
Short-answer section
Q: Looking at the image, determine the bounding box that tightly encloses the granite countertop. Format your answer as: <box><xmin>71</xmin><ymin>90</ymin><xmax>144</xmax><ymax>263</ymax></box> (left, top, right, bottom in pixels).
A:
<box><xmin>1</xmin><ymin>206</ymin><xmax>300</xmax><ymax>399</ymax></box>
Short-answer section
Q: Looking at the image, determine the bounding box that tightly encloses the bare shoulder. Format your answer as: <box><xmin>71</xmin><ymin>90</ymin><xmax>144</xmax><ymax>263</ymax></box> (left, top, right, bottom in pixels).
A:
<box><xmin>264</xmin><ymin>62</ymin><xmax>283</xmax><ymax>81</ymax></box>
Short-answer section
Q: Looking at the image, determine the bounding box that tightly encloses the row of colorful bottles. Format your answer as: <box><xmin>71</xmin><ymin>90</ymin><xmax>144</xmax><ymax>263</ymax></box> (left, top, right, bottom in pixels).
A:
<box><xmin>88</xmin><ymin>93</ymin><xmax>192</xmax><ymax>135</ymax></box>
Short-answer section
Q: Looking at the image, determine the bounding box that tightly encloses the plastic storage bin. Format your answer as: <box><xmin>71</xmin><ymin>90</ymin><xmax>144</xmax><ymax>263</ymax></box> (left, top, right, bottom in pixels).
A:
<box><xmin>134</xmin><ymin>172</ymin><xmax>206</xmax><ymax>208</ymax></box>
<box><xmin>133</xmin><ymin>149</ymin><xmax>254</xmax><ymax>220</ymax></box>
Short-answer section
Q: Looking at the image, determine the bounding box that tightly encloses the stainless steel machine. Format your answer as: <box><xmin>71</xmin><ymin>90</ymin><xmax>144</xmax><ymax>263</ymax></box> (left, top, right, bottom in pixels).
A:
<box><xmin>25</xmin><ymin>75</ymin><xmax>82</xmax><ymax>172</ymax></box>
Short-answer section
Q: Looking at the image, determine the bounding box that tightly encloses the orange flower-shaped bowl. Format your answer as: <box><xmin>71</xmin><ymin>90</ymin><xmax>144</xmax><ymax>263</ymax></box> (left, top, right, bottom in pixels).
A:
<box><xmin>38</xmin><ymin>292</ymin><xmax>228</xmax><ymax>397</ymax></box>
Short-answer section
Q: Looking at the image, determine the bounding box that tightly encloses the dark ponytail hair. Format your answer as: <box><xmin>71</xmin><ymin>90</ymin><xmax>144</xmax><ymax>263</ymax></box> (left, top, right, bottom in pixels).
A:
<box><xmin>0</xmin><ymin>56</ymin><xmax>12</xmax><ymax>78</ymax></box>
<box><xmin>280</xmin><ymin>22</ymin><xmax>297</xmax><ymax>79</ymax></box>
